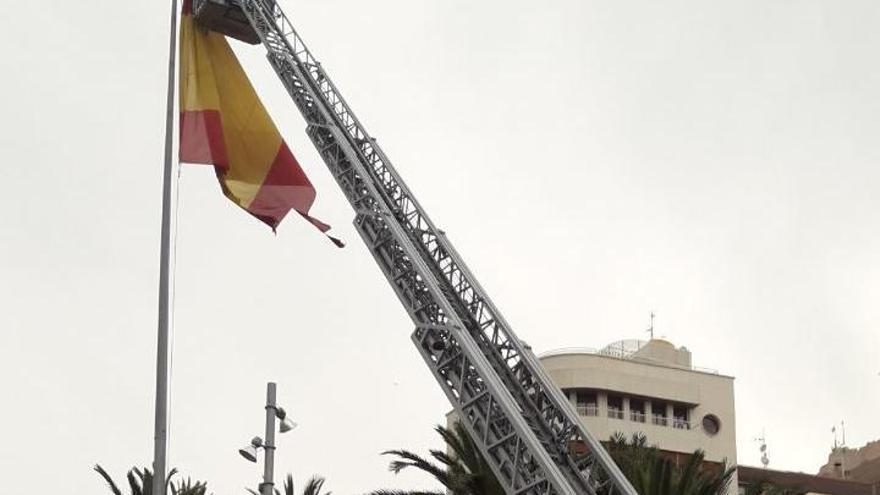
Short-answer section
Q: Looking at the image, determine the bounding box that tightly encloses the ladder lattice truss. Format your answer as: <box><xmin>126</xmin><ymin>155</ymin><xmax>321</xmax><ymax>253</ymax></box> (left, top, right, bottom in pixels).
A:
<box><xmin>217</xmin><ymin>2</ymin><xmax>640</xmax><ymax>494</ymax></box>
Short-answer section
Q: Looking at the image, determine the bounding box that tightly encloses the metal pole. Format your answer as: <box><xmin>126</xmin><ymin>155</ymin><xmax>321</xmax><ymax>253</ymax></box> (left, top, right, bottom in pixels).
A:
<box><xmin>260</xmin><ymin>382</ymin><xmax>278</xmax><ymax>495</ymax></box>
<box><xmin>152</xmin><ymin>1</ymin><xmax>178</xmax><ymax>494</ymax></box>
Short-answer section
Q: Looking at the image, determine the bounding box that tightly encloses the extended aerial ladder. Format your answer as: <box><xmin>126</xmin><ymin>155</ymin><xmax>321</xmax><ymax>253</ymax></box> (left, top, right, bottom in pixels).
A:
<box><xmin>192</xmin><ymin>2</ymin><xmax>639</xmax><ymax>494</ymax></box>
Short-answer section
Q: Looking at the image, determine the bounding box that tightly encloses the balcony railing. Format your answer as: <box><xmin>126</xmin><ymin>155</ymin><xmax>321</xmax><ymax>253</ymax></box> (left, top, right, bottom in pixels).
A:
<box><xmin>576</xmin><ymin>404</ymin><xmax>599</xmax><ymax>417</ymax></box>
<box><xmin>565</xmin><ymin>392</ymin><xmax>695</xmax><ymax>430</ymax></box>
<box><xmin>651</xmin><ymin>414</ymin><xmax>668</xmax><ymax>426</ymax></box>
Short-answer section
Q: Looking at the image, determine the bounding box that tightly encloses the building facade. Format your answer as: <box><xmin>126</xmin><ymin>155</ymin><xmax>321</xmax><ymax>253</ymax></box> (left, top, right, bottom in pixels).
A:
<box><xmin>539</xmin><ymin>338</ymin><xmax>738</xmax><ymax>491</ymax></box>
<box><xmin>738</xmin><ymin>465</ymin><xmax>877</xmax><ymax>495</ymax></box>
<box><xmin>734</xmin><ymin>439</ymin><xmax>880</xmax><ymax>494</ymax></box>
<box><xmin>818</xmin><ymin>440</ymin><xmax>880</xmax><ymax>486</ymax></box>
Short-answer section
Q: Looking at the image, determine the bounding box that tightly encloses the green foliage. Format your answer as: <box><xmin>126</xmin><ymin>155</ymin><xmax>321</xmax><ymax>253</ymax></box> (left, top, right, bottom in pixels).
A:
<box><xmin>368</xmin><ymin>422</ymin><xmax>504</xmax><ymax>495</ymax></box>
<box><xmin>603</xmin><ymin>433</ymin><xmax>736</xmax><ymax>495</ymax></box>
<box><xmin>246</xmin><ymin>473</ymin><xmax>332</xmax><ymax>495</ymax></box>
<box><xmin>274</xmin><ymin>474</ymin><xmax>332</xmax><ymax>495</ymax></box>
<box><xmin>94</xmin><ymin>465</ymin><xmax>208</xmax><ymax>495</ymax></box>
<box><xmin>172</xmin><ymin>477</ymin><xmax>209</xmax><ymax>495</ymax></box>
<box><xmin>371</xmin><ymin>425</ymin><xmax>735</xmax><ymax>495</ymax></box>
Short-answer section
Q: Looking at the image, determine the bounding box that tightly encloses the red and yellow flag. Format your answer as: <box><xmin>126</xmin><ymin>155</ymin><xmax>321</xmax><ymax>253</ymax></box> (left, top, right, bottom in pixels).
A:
<box><xmin>179</xmin><ymin>0</ymin><xmax>340</xmax><ymax>245</ymax></box>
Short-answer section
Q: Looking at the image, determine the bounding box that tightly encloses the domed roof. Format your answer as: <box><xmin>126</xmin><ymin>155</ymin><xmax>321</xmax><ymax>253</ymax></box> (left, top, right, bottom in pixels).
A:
<box><xmin>598</xmin><ymin>339</ymin><xmax>646</xmax><ymax>359</ymax></box>
<box><xmin>647</xmin><ymin>338</ymin><xmax>675</xmax><ymax>349</ymax></box>
<box><xmin>631</xmin><ymin>338</ymin><xmax>691</xmax><ymax>368</ymax></box>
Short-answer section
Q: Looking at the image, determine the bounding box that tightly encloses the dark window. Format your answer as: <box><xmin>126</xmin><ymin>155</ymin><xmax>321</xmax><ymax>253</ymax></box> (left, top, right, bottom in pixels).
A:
<box><xmin>651</xmin><ymin>401</ymin><xmax>667</xmax><ymax>426</ymax></box>
<box><xmin>607</xmin><ymin>395</ymin><xmax>624</xmax><ymax>419</ymax></box>
<box><xmin>673</xmin><ymin>404</ymin><xmax>690</xmax><ymax>429</ymax></box>
<box><xmin>576</xmin><ymin>390</ymin><xmax>598</xmax><ymax>416</ymax></box>
<box><xmin>629</xmin><ymin>398</ymin><xmax>646</xmax><ymax>422</ymax></box>
<box><xmin>702</xmin><ymin>414</ymin><xmax>721</xmax><ymax>436</ymax></box>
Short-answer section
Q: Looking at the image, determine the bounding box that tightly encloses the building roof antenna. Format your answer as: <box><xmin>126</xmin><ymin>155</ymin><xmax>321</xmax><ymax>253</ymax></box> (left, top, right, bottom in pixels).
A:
<box><xmin>755</xmin><ymin>429</ymin><xmax>769</xmax><ymax>468</ymax></box>
<box><xmin>832</xmin><ymin>424</ymin><xmax>838</xmax><ymax>449</ymax></box>
<box><xmin>647</xmin><ymin>311</ymin><xmax>656</xmax><ymax>340</ymax></box>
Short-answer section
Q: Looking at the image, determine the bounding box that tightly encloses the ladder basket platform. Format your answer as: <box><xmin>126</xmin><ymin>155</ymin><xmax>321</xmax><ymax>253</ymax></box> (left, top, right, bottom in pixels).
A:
<box><xmin>192</xmin><ymin>0</ymin><xmax>273</xmax><ymax>45</ymax></box>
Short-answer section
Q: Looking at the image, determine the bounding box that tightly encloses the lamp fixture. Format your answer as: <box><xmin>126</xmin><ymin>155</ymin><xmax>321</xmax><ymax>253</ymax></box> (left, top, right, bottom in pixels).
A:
<box><xmin>238</xmin><ymin>436</ymin><xmax>264</xmax><ymax>463</ymax></box>
<box><xmin>276</xmin><ymin>407</ymin><xmax>298</xmax><ymax>433</ymax></box>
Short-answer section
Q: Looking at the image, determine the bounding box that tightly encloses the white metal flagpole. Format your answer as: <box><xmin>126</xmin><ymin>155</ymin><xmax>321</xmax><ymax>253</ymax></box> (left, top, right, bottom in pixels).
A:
<box><xmin>153</xmin><ymin>0</ymin><xmax>179</xmax><ymax>494</ymax></box>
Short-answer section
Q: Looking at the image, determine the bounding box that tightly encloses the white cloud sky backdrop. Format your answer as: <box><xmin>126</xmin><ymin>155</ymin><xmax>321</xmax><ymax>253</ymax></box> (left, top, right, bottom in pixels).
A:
<box><xmin>1</xmin><ymin>0</ymin><xmax>878</xmax><ymax>493</ymax></box>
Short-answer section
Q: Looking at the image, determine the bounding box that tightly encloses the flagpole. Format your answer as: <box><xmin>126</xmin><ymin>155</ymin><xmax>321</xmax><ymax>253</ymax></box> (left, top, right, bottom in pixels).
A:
<box><xmin>153</xmin><ymin>0</ymin><xmax>178</xmax><ymax>494</ymax></box>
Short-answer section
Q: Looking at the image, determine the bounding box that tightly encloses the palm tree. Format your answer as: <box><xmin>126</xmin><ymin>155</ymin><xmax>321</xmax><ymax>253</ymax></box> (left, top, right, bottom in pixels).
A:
<box><xmin>603</xmin><ymin>433</ymin><xmax>736</xmax><ymax>495</ymax></box>
<box><xmin>369</xmin><ymin>422</ymin><xmax>504</xmax><ymax>495</ymax></box>
<box><xmin>247</xmin><ymin>473</ymin><xmax>332</xmax><ymax>495</ymax></box>
<box><xmin>373</xmin><ymin>425</ymin><xmax>734</xmax><ymax>495</ymax></box>
<box><xmin>94</xmin><ymin>465</ymin><xmax>208</xmax><ymax>495</ymax></box>
<box><xmin>285</xmin><ymin>474</ymin><xmax>331</xmax><ymax>495</ymax></box>
<box><xmin>172</xmin><ymin>477</ymin><xmax>210</xmax><ymax>495</ymax></box>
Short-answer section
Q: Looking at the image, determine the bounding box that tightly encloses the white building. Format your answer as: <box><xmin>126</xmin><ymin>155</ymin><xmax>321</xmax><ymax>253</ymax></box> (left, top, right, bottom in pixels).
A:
<box><xmin>539</xmin><ymin>338</ymin><xmax>738</xmax><ymax>491</ymax></box>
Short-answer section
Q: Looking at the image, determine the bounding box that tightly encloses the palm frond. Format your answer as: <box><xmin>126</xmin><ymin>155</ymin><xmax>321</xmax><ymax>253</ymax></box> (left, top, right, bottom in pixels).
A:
<box><xmin>373</xmin><ymin>422</ymin><xmax>504</xmax><ymax>495</ymax></box>
<box><xmin>301</xmin><ymin>476</ymin><xmax>328</xmax><ymax>495</ymax></box>
<box><xmin>603</xmin><ymin>433</ymin><xmax>737</xmax><ymax>495</ymax></box>
<box><xmin>381</xmin><ymin>449</ymin><xmax>449</xmax><ymax>485</ymax></box>
<box><xmin>676</xmin><ymin>449</ymin><xmax>703</xmax><ymax>494</ymax></box>
<box><xmin>127</xmin><ymin>469</ymin><xmax>144</xmax><ymax>495</ymax></box>
<box><xmin>435</xmin><ymin>425</ymin><xmax>466</xmax><ymax>462</ymax></box>
<box><xmin>94</xmin><ymin>464</ymin><xmax>124</xmax><ymax>495</ymax></box>
<box><xmin>283</xmin><ymin>473</ymin><xmax>295</xmax><ymax>495</ymax></box>
<box><xmin>172</xmin><ymin>476</ymin><xmax>209</xmax><ymax>495</ymax></box>
<box><xmin>438</xmin><ymin>423</ymin><xmax>479</xmax><ymax>475</ymax></box>
<box><xmin>166</xmin><ymin>467</ymin><xmax>180</xmax><ymax>494</ymax></box>
<box><xmin>428</xmin><ymin>449</ymin><xmax>459</xmax><ymax>470</ymax></box>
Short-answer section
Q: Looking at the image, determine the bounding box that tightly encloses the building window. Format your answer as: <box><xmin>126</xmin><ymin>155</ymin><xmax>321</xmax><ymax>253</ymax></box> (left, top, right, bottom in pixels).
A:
<box><xmin>651</xmin><ymin>401</ymin><xmax>668</xmax><ymax>426</ymax></box>
<box><xmin>702</xmin><ymin>414</ymin><xmax>721</xmax><ymax>436</ymax></box>
<box><xmin>576</xmin><ymin>391</ymin><xmax>598</xmax><ymax>416</ymax></box>
<box><xmin>607</xmin><ymin>395</ymin><xmax>624</xmax><ymax>419</ymax></box>
<box><xmin>629</xmin><ymin>398</ymin><xmax>646</xmax><ymax>423</ymax></box>
<box><xmin>672</xmin><ymin>404</ymin><xmax>690</xmax><ymax>429</ymax></box>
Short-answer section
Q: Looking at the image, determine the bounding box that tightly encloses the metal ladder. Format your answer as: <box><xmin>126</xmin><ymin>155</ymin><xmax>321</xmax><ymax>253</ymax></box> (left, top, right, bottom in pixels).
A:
<box><xmin>222</xmin><ymin>2</ymin><xmax>640</xmax><ymax>494</ymax></box>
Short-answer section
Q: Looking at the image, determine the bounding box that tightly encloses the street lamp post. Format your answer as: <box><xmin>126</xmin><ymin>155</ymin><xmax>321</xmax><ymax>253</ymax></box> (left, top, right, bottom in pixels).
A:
<box><xmin>260</xmin><ymin>382</ymin><xmax>278</xmax><ymax>495</ymax></box>
<box><xmin>238</xmin><ymin>382</ymin><xmax>297</xmax><ymax>495</ymax></box>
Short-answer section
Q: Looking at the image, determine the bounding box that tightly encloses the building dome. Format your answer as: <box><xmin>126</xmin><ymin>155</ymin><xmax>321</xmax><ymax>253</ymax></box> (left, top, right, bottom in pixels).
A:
<box><xmin>631</xmin><ymin>338</ymin><xmax>692</xmax><ymax>368</ymax></box>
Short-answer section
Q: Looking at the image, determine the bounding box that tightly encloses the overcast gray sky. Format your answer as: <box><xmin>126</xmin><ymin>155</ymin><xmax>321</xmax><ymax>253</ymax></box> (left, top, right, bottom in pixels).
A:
<box><xmin>1</xmin><ymin>0</ymin><xmax>878</xmax><ymax>493</ymax></box>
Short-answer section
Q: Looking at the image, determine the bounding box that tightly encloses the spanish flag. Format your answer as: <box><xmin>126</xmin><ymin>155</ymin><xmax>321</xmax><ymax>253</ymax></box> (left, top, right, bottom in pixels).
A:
<box><xmin>179</xmin><ymin>0</ymin><xmax>340</xmax><ymax>245</ymax></box>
